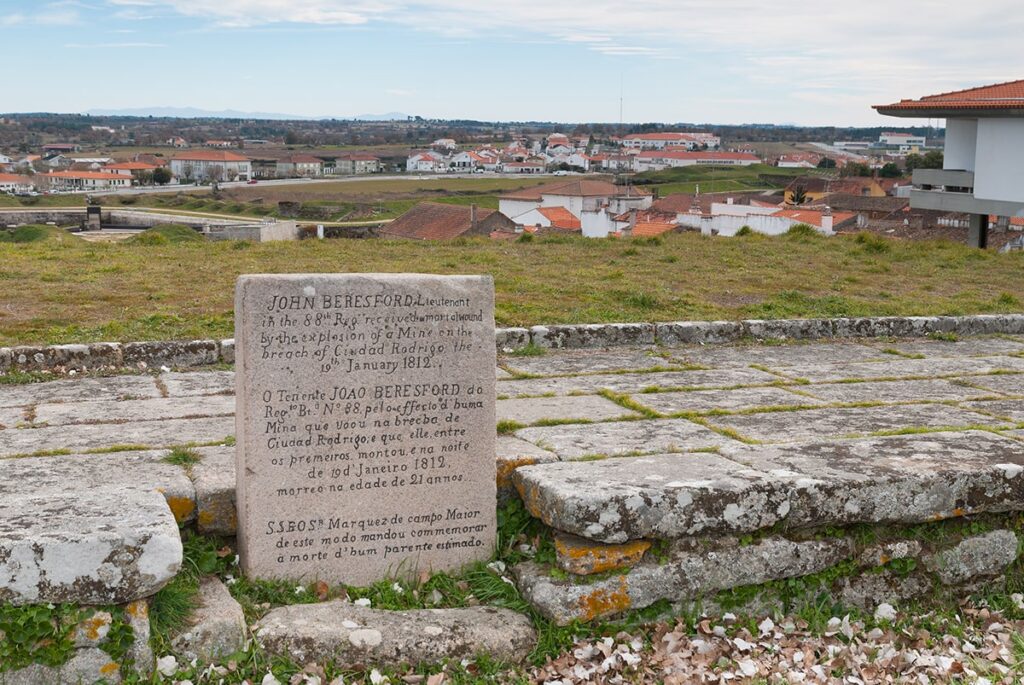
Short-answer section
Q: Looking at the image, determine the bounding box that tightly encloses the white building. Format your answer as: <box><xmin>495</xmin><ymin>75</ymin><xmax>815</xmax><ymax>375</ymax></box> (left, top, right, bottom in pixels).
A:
<box><xmin>406</xmin><ymin>151</ymin><xmax>446</xmax><ymax>173</ymax></box>
<box><xmin>43</xmin><ymin>171</ymin><xmax>132</xmax><ymax>191</ymax></box>
<box><xmin>874</xmin><ymin>79</ymin><xmax>1024</xmax><ymax>248</ymax></box>
<box><xmin>619</xmin><ymin>132</ymin><xmax>721</xmax><ymax>150</ymax></box>
<box><xmin>0</xmin><ymin>173</ymin><xmax>34</xmax><ymax>194</ymax></box>
<box><xmin>878</xmin><ymin>132</ymin><xmax>927</xmax><ymax>148</ymax></box>
<box><xmin>275</xmin><ymin>154</ymin><xmax>323</xmax><ymax>178</ymax></box>
<box><xmin>170</xmin><ymin>151</ymin><xmax>251</xmax><ymax>182</ymax></box>
<box><xmin>499</xmin><ymin>179</ymin><xmax>652</xmax><ymax>238</ymax></box>
<box><xmin>634</xmin><ymin>150</ymin><xmax>759</xmax><ymax>172</ymax></box>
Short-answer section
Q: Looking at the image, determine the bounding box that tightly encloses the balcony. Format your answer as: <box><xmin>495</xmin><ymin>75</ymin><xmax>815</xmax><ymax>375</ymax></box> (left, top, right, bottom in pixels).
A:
<box><xmin>910</xmin><ymin>168</ymin><xmax>1024</xmax><ymax>216</ymax></box>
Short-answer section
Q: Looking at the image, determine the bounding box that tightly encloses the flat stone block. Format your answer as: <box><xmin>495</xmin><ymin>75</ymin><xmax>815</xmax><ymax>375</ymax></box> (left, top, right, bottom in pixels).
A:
<box><xmin>0</xmin><ymin>374</ymin><xmax>161</xmax><ymax>409</ymax></box>
<box><xmin>831</xmin><ymin>316</ymin><xmax>937</xmax><ymax>339</ymax></box>
<box><xmin>706</xmin><ymin>404</ymin><xmax>1005</xmax><ymax>443</ymax></box>
<box><xmin>0</xmin><ymin>407</ymin><xmax>27</xmax><ymax>429</ymax></box>
<box><xmin>0</xmin><ymin>450</ymin><xmax>196</xmax><ymax>523</ymax></box>
<box><xmin>634</xmin><ymin>386</ymin><xmax>818</xmax><ymax>415</ymax></box>
<box><xmin>801</xmin><ymin>379</ymin><xmax>999</xmax><ymax>404</ymax></box>
<box><xmin>498</xmin><ymin>367</ymin><xmax>780</xmax><ymax>398</ymax></box>
<box><xmin>655</xmin><ymin>321</ymin><xmax>743</xmax><ymax>345</ymax></box>
<box><xmin>496</xmin><ymin>436</ymin><xmax>557</xmax><ymax>503</ymax></box>
<box><xmin>922</xmin><ymin>530</ymin><xmax>1018</xmax><ymax>585</ymax></box>
<box><xmin>58</xmin><ymin>648</ymin><xmax>121</xmax><ymax>685</ymax></box>
<box><xmin>495</xmin><ymin>327</ymin><xmax>530</xmax><ymax>351</ymax></box>
<box><xmin>964</xmin><ymin>399</ymin><xmax>1024</xmax><ymax>422</ymax></box>
<box><xmin>33</xmin><ymin>394</ymin><xmax>235</xmax><ymax>427</ymax></box>
<box><xmin>516</xmin><ymin>418</ymin><xmax>729</xmax><ymax>460</ymax></box>
<box><xmin>0</xmin><ymin>489</ymin><xmax>182</xmax><ymax>605</ymax></box>
<box><xmin>219</xmin><ymin>339</ymin><xmax>235</xmax><ymax>364</ymax></box>
<box><xmin>192</xmin><ymin>446</ymin><xmax>237</xmax><ymax>535</ymax></box>
<box><xmin>554</xmin><ymin>532</ymin><xmax>650</xmax><ymax>576</ymax></box>
<box><xmin>0</xmin><ymin>416</ymin><xmax>234</xmax><ymax>458</ymax></box>
<box><xmin>741</xmin><ymin>318</ymin><xmax>837</xmax><ymax>341</ymax></box>
<box><xmin>123</xmin><ymin>340</ymin><xmax>219</xmax><ymax>368</ymax></box>
<box><xmin>514</xmin><ymin>452</ymin><xmax>787</xmax><ymax>543</ymax></box>
<box><xmin>172</xmin><ymin>577</ymin><xmax>247</xmax><ymax>663</ymax></box>
<box><xmin>0</xmin><ymin>347</ymin><xmax>12</xmax><ymax>375</ymax></box>
<box><xmin>965</xmin><ymin>374</ymin><xmax>1024</xmax><ymax>396</ymax></box>
<box><xmin>515</xmin><ymin>536</ymin><xmax>851</xmax><ymax>624</ymax></box>
<box><xmin>255</xmin><ymin>603</ymin><xmax>536</xmax><ymax>668</ymax></box>
<box><xmin>531</xmin><ymin>323</ymin><xmax>655</xmax><ymax>349</ymax></box>
<box><xmin>884</xmin><ymin>337</ymin><xmax>1024</xmax><ymax>358</ymax></box>
<box><xmin>785</xmin><ymin>357</ymin><xmax>1024</xmax><ymax>383</ymax></box>
<box><xmin>500</xmin><ymin>348</ymin><xmax>682</xmax><ymax>377</ymax></box>
<box><xmin>497</xmin><ymin>395</ymin><xmax>638</xmax><ymax>425</ymax></box>
<box><xmin>723</xmin><ymin>431</ymin><xmax>1024</xmax><ymax>527</ymax></box>
<box><xmin>10</xmin><ymin>344</ymin><xmax>121</xmax><ymax>373</ymax></box>
<box><xmin>159</xmin><ymin>370</ymin><xmax>235</xmax><ymax>397</ymax></box>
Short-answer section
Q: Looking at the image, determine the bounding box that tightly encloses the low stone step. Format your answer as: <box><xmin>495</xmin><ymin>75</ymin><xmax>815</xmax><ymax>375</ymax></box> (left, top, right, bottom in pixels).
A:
<box><xmin>172</xmin><ymin>577</ymin><xmax>247</xmax><ymax>663</ymax></box>
<box><xmin>0</xmin><ymin>489</ymin><xmax>182</xmax><ymax>605</ymax></box>
<box><xmin>513</xmin><ymin>431</ymin><xmax>1024</xmax><ymax>544</ymax></box>
<box><xmin>255</xmin><ymin>603</ymin><xmax>535</xmax><ymax>668</ymax></box>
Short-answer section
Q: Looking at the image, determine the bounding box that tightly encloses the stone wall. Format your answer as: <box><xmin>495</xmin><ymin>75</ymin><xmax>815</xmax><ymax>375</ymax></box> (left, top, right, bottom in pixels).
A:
<box><xmin>5</xmin><ymin>314</ymin><xmax>1024</xmax><ymax>375</ymax></box>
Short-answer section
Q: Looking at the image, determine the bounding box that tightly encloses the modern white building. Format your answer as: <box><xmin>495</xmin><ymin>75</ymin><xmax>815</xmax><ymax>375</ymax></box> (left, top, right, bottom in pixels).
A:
<box><xmin>499</xmin><ymin>180</ymin><xmax>652</xmax><ymax>238</ymax></box>
<box><xmin>619</xmin><ymin>132</ymin><xmax>721</xmax><ymax>150</ymax></box>
<box><xmin>634</xmin><ymin>150</ymin><xmax>759</xmax><ymax>172</ymax></box>
<box><xmin>875</xmin><ymin>79</ymin><xmax>1024</xmax><ymax>247</ymax></box>
<box><xmin>0</xmin><ymin>173</ymin><xmax>34</xmax><ymax>194</ymax></box>
<box><xmin>43</xmin><ymin>171</ymin><xmax>132</xmax><ymax>191</ymax></box>
<box><xmin>878</xmin><ymin>132</ymin><xmax>927</xmax><ymax>148</ymax></box>
<box><xmin>170</xmin><ymin>151</ymin><xmax>251</xmax><ymax>182</ymax></box>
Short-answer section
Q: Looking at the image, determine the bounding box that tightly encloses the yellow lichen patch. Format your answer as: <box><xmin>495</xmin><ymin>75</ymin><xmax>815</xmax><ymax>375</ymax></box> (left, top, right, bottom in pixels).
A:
<box><xmin>126</xmin><ymin>600</ymin><xmax>148</xmax><ymax>619</ymax></box>
<box><xmin>80</xmin><ymin>614</ymin><xmax>112</xmax><ymax>641</ymax></box>
<box><xmin>518</xmin><ymin>483</ymin><xmax>544</xmax><ymax>518</ymax></box>
<box><xmin>100</xmin><ymin>662</ymin><xmax>120</xmax><ymax>676</ymax></box>
<box><xmin>879</xmin><ymin>554</ymin><xmax>891</xmax><ymax>565</ymax></box>
<box><xmin>577</xmin><ymin>576</ymin><xmax>631</xmax><ymax>622</ymax></box>
<box><xmin>555</xmin><ymin>533</ymin><xmax>651</xmax><ymax>575</ymax></box>
<box><xmin>166</xmin><ymin>496</ymin><xmax>196</xmax><ymax>522</ymax></box>
<box><xmin>496</xmin><ymin>456</ymin><xmax>539</xmax><ymax>489</ymax></box>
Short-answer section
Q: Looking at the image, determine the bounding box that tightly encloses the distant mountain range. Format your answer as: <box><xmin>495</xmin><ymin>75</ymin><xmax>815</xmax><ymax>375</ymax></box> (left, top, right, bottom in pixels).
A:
<box><xmin>83</xmin><ymin>107</ymin><xmax>412</xmax><ymax>121</ymax></box>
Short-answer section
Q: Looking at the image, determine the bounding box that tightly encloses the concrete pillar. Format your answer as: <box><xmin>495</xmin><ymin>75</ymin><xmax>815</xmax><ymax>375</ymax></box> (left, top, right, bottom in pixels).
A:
<box><xmin>968</xmin><ymin>213</ymin><xmax>989</xmax><ymax>249</ymax></box>
<box><xmin>86</xmin><ymin>206</ymin><xmax>101</xmax><ymax>231</ymax></box>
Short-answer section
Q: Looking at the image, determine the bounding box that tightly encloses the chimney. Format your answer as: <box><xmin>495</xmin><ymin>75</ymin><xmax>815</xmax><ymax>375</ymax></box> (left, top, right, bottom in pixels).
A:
<box><xmin>470</xmin><ymin>204</ymin><xmax>478</xmax><ymax>231</ymax></box>
<box><xmin>821</xmin><ymin>206</ymin><xmax>834</xmax><ymax>233</ymax></box>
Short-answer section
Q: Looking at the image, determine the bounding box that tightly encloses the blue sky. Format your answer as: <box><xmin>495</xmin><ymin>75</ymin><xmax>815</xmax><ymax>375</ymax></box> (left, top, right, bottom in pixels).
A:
<box><xmin>2</xmin><ymin>0</ymin><xmax>1021</xmax><ymax>126</ymax></box>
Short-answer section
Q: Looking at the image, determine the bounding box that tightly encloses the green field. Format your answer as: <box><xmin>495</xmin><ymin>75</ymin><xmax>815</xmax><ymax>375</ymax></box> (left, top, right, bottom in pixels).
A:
<box><xmin>0</xmin><ymin>226</ymin><xmax>1019</xmax><ymax>346</ymax></box>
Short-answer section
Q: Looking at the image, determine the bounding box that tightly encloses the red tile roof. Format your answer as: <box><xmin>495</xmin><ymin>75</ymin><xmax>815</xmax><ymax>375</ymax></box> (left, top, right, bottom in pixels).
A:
<box><xmin>500</xmin><ymin>180</ymin><xmax>651</xmax><ymax>200</ymax></box>
<box><xmin>537</xmin><ymin>206</ymin><xmax>581</xmax><ymax>230</ymax></box>
<box><xmin>0</xmin><ymin>173</ymin><xmax>30</xmax><ymax>183</ymax></box>
<box><xmin>874</xmin><ymin>80</ymin><xmax>1024</xmax><ymax>115</ymax></box>
<box><xmin>380</xmin><ymin>202</ymin><xmax>499</xmax><ymax>240</ymax></box>
<box><xmin>45</xmin><ymin>171</ymin><xmax>130</xmax><ymax>180</ymax></box>
<box><xmin>279</xmin><ymin>154</ymin><xmax>322</xmax><ymax>164</ymax></box>
<box><xmin>104</xmin><ymin>162</ymin><xmax>158</xmax><ymax>171</ymax></box>
<box><xmin>171</xmin><ymin>150</ymin><xmax>250</xmax><ymax>162</ymax></box>
<box><xmin>771</xmin><ymin>208</ymin><xmax>856</xmax><ymax>228</ymax></box>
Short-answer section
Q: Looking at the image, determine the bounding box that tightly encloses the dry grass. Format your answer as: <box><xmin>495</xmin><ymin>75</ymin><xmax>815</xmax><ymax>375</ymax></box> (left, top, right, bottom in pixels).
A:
<box><xmin>0</xmin><ymin>228</ymin><xmax>1021</xmax><ymax>346</ymax></box>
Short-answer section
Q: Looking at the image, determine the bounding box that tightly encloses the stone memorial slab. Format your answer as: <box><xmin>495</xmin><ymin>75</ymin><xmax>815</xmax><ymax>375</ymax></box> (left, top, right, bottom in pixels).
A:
<box><xmin>516</xmin><ymin>418</ymin><xmax>729</xmax><ymax>460</ymax></box>
<box><xmin>235</xmin><ymin>274</ymin><xmax>496</xmax><ymax>586</ymax></box>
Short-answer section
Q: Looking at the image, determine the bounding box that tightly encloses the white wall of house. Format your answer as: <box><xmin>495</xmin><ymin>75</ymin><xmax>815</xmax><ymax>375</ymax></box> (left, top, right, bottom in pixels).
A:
<box><xmin>944</xmin><ymin>119</ymin><xmax>978</xmax><ymax>171</ymax></box>
<box><xmin>676</xmin><ymin>212</ymin><xmax>830</xmax><ymax>237</ymax></box>
<box><xmin>974</xmin><ymin>118</ymin><xmax>1024</xmax><ymax>203</ymax></box>
<box><xmin>169</xmin><ymin>159</ymin><xmax>251</xmax><ymax>181</ymax></box>
<box><xmin>580</xmin><ymin>208</ymin><xmax>618</xmax><ymax>238</ymax></box>
<box><xmin>498</xmin><ymin>198</ymin><xmax>541</xmax><ymax>217</ymax></box>
<box><xmin>510</xmin><ymin>208</ymin><xmax>554</xmax><ymax>228</ymax></box>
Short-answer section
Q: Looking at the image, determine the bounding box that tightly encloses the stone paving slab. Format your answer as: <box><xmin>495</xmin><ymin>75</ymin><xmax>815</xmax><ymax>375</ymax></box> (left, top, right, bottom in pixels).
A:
<box><xmin>500</xmin><ymin>348</ymin><xmax>688</xmax><ymax>377</ymax></box>
<box><xmin>191</xmin><ymin>445</ymin><xmax>236</xmax><ymax>536</ymax></box>
<box><xmin>516</xmin><ymin>418</ymin><xmax>729</xmax><ymax>460</ymax></box>
<box><xmin>633</xmin><ymin>386</ymin><xmax>820</xmax><ymax>415</ymax></box>
<box><xmin>0</xmin><ymin>450</ymin><xmax>196</xmax><ymax>522</ymax></box>
<box><xmin>496</xmin><ymin>395</ymin><xmax>638</xmax><ymax>425</ymax></box>
<box><xmin>799</xmin><ymin>379</ymin><xmax>1000</xmax><ymax>404</ymax></box>
<box><xmin>159</xmin><ymin>371</ymin><xmax>235</xmax><ymax>397</ymax></box>
<box><xmin>514</xmin><ymin>452</ymin><xmax>788</xmax><ymax>543</ymax></box>
<box><xmin>962</xmin><ymin>374</ymin><xmax>1024</xmax><ymax>396</ymax></box>
<box><xmin>0</xmin><ymin>416</ymin><xmax>234</xmax><ymax>458</ymax></box>
<box><xmin>0</xmin><ymin>407</ymin><xmax>27</xmax><ymax>429</ymax></box>
<box><xmin>33</xmin><ymin>394</ymin><xmax>236</xmax><ymax>427</ymax></box>
<box><xmin>255</xmin><ymin>603</ymin><xmax>536</xmax><ymax>668</ymax></box>
<box><xmin>881</xmin><ymin>337</ymin><xmax>1024</xmax><ymax>358</ymax></box>
<box><xmin>497</xmin><ymin>367</ymin><xmax>782</xmax><ymax>397</ymax></box>
<box><xmin>670</xmin><ymin>342</ymin><xmax>889</xmax><ymax>369</ymax></box>
<box><xmin>705</xmin><ymin>403</ymin><xmax>1006</xmax><ymax>443</ymax></box>
<box><xmin>497</xmin><ymin>437</ymin><xmax>558</xmax><ymax>503</ymax></box>
<box><xmin>0</xmin><ymin>489</ymin><xmax>182</xmax><ymax>605</ymax></box>
<box><xmin>779</xmin><ymin>357</ymin><xmax>1024</xmax><ymax>383</ymax></box>
<box><xmin>722</xmin><ymin>431</ymin><xmax>1024</xmax><ymax>527</ymax></box>
<box><xmin>0</xmin><ymin>374</ymin><xmax>161</xmax><ymax>408</ymax></box>
<box><xmin>964</xmin><ymin>400</ymin><xmax>1024</xmax><ymax>422</ymax></box>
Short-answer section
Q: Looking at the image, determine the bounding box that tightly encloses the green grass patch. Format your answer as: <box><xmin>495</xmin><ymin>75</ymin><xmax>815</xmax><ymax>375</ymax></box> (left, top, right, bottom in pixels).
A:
<box><xmin>127</xmin><ymin>224</ymin><xmax>203</xmax><ymax>246</ymax></box>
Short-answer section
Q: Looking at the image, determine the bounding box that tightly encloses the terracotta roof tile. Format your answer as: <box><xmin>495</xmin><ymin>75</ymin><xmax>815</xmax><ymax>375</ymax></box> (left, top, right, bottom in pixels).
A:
<box><xmin>380</xmin><ymin>202</ymin><xmax>496</xmax><ymax>240</ymax></box>
<box><xmin>171</xmin><ymin>150</ymin><xmax>250</xmax><ymax>162</ymax></box>
<box><xmin>874</xmin><ymin>79</ymin><xmax>1024</xmax><ymax>114</ymax></box>
<box><xmin>536</xmin><ymin>206</ymin><xmax>581</xmax><ymax>230</ymax></box>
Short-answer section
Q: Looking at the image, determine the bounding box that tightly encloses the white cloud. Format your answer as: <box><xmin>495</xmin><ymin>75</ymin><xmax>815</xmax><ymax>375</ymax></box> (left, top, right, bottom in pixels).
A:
<box><xmin>64</xmin><ymin>41</ymin><xmax>166</xmax><ymax>47</ymax></box>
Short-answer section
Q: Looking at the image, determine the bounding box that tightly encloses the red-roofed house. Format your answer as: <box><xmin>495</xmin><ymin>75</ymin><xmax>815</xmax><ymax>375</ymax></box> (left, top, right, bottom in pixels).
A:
<box><xmin>874</xmin><ymin>79</ymin><xmax>1024</xmax><ymax>247</ymax></box>
<box><xmin>170</xmin><ymin>150</ymin><xmax>251</xmax><ymax>182</ymax></box>
<box><xmin>103</xmin><ymin>161</ymin><xmax>159</xmax><ymax>179</ymax></box>
<box><xmin>276</xmin><ymin>154</ymin><xmax>323</xmax><ymax>178</ymax></box>
<box><xmin>43</xmin><ymin>171</ymin><xmax>132</xmax><ymax>191</ymax></box>
<box><xmin>511</xmin><ymin>206</ymin><xmax>582</xmax><ymax>231</ymax></box>
<box><xmin>0</xmin><ymin>173</ymin><xmax>34</xmax><ymax>194</ymax></box>
<box><xmin>380</xmin><ymin>202</ymin><xmax>515</xmax><ymax>240</ymax></box>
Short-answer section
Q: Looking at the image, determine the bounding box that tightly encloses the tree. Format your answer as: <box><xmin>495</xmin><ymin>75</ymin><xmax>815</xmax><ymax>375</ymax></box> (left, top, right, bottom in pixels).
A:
<box><xmin>817</xmin><ymin>157</ymin><xmax>837</xmax><ymax>169</ymax></box>
<box><xmin>879</xmin><ymin>162</ymin><xmax>901</xmax><ymax>178</ymax></box>
<box><xmin>841</xmin><ymin>162</ymin><xmax>872</xmax><ymax>177</ymax></box>
<box><xmin>922</xmin><ymin>150</ymin><xmax>944</xmax><ymax>169</ymax></box>
<box><xmin>152</xmin><ymin>167</ymin><xmax>172</xmax><ymax>185</ymax></box>
<box><xmin>790</xmin><ymin>185</ymin><xmax>808</xmax><ymax>205</ymax></box>
<box><xmin>904</xmin><ymin>153</ymin><xmax>923</xmax><ymax>170</ymax></box>
<box><xmin>284</xmin><ymin>131</ymin><xmax>300</xmax><ymax>145</ymax></box>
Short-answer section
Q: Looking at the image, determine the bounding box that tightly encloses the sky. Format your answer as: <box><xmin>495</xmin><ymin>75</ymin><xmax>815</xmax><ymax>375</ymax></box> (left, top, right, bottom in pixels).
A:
<box><xmin>1</xmin><ymin>0</ymin><xmax>1022</xmax><ymax>126</ymax></box>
